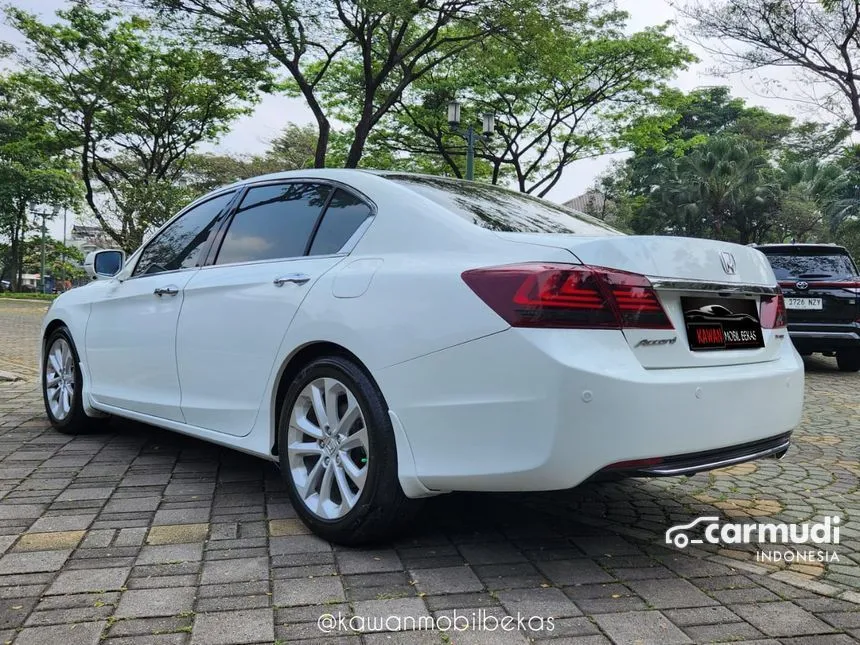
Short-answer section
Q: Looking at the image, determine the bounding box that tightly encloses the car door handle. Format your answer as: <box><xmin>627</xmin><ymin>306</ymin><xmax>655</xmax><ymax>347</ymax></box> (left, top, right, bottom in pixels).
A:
<box><xmin>273</xmin><ymin>273</ymin><xmax>311</xmax><ymax>287</ymax></box>
<box><xmin>153</xmin><ymin>286</ymin><xmax>179</xmax><ymax>297</ymax></box>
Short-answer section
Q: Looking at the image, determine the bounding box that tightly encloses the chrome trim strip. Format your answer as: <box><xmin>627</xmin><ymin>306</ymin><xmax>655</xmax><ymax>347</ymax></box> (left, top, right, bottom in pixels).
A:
<box><xmin>641</xmin><ymin>439</ymin><xmax>791</xmax><ymax>476</ymax></box>
<box><xmin>790</xmin><ymin>331</ymin><xmax>860</xmax><ymax>339</ymax></box>
<box><xmin>648</xmin><ymin>278</ymin><xmax>780</xmax><ymax>296</ymax></box>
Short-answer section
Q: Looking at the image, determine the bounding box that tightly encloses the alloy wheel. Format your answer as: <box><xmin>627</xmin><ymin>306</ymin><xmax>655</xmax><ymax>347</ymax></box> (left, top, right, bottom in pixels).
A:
<box><xmin>287</xmin><ymin>377</ymin><xmax>370</xmax><ymax>519</ymax></box>
<box><xmin>45</xmin><ymin>337</ymin><xmax>75</xmax><ymax>421</ymax></box>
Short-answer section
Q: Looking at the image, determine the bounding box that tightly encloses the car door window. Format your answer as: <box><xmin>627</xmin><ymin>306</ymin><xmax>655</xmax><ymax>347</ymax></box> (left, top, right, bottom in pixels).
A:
<box><xmin>133</xmin><ymin>192</ymin><xmax>235</xmax><ymax>277</ymax></box>
<box><xmin>215</xmin><ymin>183</ymin><xmax>331</xmax><ymax>265</ymax></box>
<box><xmin>308</xmin><ymin>189</ymin><xmax>373</xmax><ymax>256</ymax></box>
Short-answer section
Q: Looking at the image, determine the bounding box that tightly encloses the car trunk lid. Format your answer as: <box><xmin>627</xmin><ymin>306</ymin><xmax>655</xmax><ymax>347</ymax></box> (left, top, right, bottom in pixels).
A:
<box><xmin>495</xmin><ymin>233</ymin><xmax>785</xmax><ymax>368</ymax></box>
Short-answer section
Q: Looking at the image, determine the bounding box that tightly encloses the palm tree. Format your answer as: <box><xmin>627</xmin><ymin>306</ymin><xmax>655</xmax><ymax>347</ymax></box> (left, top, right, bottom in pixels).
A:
<box><xmin>677</xmin><ymin>136</ymin><xmax>779</xmax><ymax>243</ymax></box>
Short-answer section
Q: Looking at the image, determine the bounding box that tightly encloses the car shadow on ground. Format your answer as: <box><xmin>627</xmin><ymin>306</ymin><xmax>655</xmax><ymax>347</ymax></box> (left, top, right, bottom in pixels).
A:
<box><xmin>802</xmin><ymin>354</ymin><xmax>851</xmax><ymax>373</ymax></box>
<box><xmin>107</xmin><ymin>417</ymin><xmax>767</xmax><ymax>563</ymax></box>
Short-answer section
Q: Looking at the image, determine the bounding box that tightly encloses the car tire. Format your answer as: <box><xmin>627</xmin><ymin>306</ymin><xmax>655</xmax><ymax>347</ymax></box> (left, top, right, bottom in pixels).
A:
<box><xmin>278</xmin><ymin>355</ymin><xmax>423</xmax><ymax>545</ymax></box>
<box><xmin>42</xmin><ymin>327</ymin><xmax>108</xmax><ymax>434</ymax></box>
<box><xmin>836</xmin><ymin>349</ymin><xmax>860</xmax><ymax>372</ymax></box>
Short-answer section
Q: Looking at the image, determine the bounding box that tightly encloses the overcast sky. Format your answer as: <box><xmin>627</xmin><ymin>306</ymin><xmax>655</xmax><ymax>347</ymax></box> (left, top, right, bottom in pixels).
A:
<box><xmin>3</xmin><ymin>0</ymin><xmax>812</xmax><ymax>240</ymax></box>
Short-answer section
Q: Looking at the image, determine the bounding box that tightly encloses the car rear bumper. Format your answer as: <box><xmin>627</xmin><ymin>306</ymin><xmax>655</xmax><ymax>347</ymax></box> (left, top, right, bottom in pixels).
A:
<box><xmin>588</xmin><ymin>431</ymin><xmax>791</xmax><ymax>479</ymax></box>
<box><xmin>788</xmin><ymin>322</ymin><xmax>860</xmax><ymax>352</ymax></box>
<box><xmin>377</xmin><ymin>328</ymin><xmax>805</xmax><ymax>493</ymax></box>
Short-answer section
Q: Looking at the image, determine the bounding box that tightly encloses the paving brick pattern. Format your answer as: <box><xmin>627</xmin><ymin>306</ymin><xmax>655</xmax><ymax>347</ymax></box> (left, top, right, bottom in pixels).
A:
<box><xmin>0</xmin><ymin>298</ymin><xmax>858</xmax><ymax>644</ymax></box>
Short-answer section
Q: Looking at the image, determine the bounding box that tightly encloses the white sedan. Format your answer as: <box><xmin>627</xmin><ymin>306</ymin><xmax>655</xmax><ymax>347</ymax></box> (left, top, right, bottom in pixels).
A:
<box><xmin>41</xmin><ymin>170</ymin><xmax>804</xmax><ymax>543</ymax></box>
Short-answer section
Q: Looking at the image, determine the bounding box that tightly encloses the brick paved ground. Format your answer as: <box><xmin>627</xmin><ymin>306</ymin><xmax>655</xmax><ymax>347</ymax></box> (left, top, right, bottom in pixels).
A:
<box><xmin>0</xmin><ymin>298</ymin><xmax>858</xmax><ymax>644</ymax></box>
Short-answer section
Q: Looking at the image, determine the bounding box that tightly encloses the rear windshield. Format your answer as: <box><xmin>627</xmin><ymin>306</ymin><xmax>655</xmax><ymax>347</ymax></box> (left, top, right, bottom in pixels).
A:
<box><xmin>764</xmin><ymin>252</ymin><xmax>858</xmax><ymax>279</ymax></box>
<box><xmin>387</xmin><ymin>175</ymin><xmax>621</xmax><ymax>235</ymax></box>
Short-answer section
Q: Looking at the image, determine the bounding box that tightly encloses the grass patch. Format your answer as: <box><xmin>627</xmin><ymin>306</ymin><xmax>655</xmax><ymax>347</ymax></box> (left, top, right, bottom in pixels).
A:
<box><xmin>0</xmin><ymin>292</ymin><xmax>58</xmax><ymax>301</ymax></box>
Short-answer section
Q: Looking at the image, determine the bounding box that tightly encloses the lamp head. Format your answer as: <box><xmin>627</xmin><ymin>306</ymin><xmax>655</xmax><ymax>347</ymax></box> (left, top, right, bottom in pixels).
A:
<box><xmin>447</xmin><ymin>99</ymin><xmax>461</xmax><ymax>127</ymax></box>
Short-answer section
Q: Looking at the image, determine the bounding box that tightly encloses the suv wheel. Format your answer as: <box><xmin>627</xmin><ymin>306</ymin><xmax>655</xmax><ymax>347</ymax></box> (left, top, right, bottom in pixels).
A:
<box><xmin>836</xmin><ymin>349</ymin><xmax>860</xmax><ymax>372</ymax></box>
<box><xmin>278</xmin><ymin>355</ymin><xmax>422</xmax><ymax>544</ymax></box>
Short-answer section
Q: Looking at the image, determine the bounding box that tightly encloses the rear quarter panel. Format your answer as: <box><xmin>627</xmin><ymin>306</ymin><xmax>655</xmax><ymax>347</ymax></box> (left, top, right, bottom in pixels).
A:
<box><xmin>274</xmin><ymin>177</ymin><xmax>579</xmax><ymax>372</ymax></box>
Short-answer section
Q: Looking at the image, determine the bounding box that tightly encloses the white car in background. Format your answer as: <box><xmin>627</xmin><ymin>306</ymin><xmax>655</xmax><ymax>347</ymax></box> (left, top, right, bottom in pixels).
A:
<box><xmin>41</xmin><ymin>170</ymin><xmax>804</xmax><ymax>544</ymax></box>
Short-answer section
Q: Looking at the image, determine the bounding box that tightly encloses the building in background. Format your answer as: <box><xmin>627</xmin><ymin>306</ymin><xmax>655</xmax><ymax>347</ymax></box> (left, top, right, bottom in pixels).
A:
<box><xmin>563</xmin><ymin>191</ymin><xmax>616</xmax><ymax>221</ymax></box>
<box><xmin>67</xmin><ymin>225</ymin><xmax>112</xmax><ymax>255</ymax></box>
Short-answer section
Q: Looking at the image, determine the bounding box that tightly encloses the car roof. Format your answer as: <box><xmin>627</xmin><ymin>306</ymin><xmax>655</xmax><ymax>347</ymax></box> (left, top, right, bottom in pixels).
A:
<box><xmin>213</xmin><ymin>168</ymin><xmax>377</xmax><ymax>190</ymax></box>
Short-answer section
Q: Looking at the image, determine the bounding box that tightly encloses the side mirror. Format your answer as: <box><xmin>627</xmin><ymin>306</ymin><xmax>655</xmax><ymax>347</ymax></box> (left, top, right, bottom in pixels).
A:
<box><xmin>84</xmin><ymin>249</ymin><xmax>125</xmax><ymax>280</ymax></box>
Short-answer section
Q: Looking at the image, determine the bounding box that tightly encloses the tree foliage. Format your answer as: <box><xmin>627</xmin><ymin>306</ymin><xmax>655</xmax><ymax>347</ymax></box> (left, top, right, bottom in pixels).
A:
<box><xmin>179</xmin><ymin>124</ymin><xmax>319</xmax><ymax>192</ymax></box>
<box><xmin>8</xmin><ymin>4</ymin><xmax>267</xmax><ymax>252</ymax></box>
<box><xmin>142</xmin><ymin>0</ymin><xmax>519</xmax><ymax>169</ymax></box>
<box><xmin>679</xmin><ymin>0</ymin><xmax>860</xmax><ymax>129</ymax></box>
<box><xmin>602</xmin><ymin>86</ymin><xmax>860</xmax><ymax>246</ymax></box>
<box><xmin>334</xmin><ymin>4</ymin><xmax>693</xmax><ymax>195</ymax></box>
<box><xmin>0</xmin><ymin>75</ymin><xmax>79</xmax><ymax>289</ymax></box>
<box><xmin>21</xmin><ymin>237</ymin><xmax>85</xmax><ymax>281</ymax></box>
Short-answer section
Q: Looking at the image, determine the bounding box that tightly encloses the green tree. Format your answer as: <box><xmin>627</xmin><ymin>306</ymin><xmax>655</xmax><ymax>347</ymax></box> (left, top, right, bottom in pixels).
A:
<box><xmin>619</xmin><ymin>86</ymin><xmax>796</xmax><ymax>156</ymax></box>
<box><xmin>267</xmin><ymin>124</ymin><xmax>321</xmax><ymax>171</ymax></box>
<box><xmin>22</xmin><ymin>237</ymin><xmax>85</xmax><ymax>282</ymax></box>
<box><xmin>142</xmin><ymin>0</ymin><xmax>517</xmax><ymax>168</ymax></box>
<box><xmin>602</xmin><ymin>86</ymin><xmax>860</xmax><ymax>246</ymax></box>
<box><xmin>829</xmin><ymin>144</ymin><xmax>860</xmax><ymax>251</ymax></box>
<box><xmin>680</xmin><ymin>0</ymin><xmax>860</xmax><ymax>130</ymax></box>
<box><xmin>179</xmin><ymin>123</ymin><xmax>320</xmax><ymax>193</ymax></box>
<box><xmin>623</xmin><ymin>136</ymin><xmax>780</xmax><ymax>243</ymax></box>
<box><xmin>344</xmin><ymin>5</ymin><xmax>692</xmax><ymax>195</ymax></box>
<box><xmin>600</xmin><ymin>87</ymin><xmax>851</xmax><ymax>242</ymax></box>
<box><xmin>775</xmin><ymin>159</ymin><xmax>856</xmax><ymax>242</ymax></box>
<box><xmin>0</xmin><ymin>74</ymin><xmax>79</xmax><ymax>290</ymax></box>
<box><xmin>8</xmin><ymin>4</ymin><xmax>267</xmax><ymax>252</ymax></box>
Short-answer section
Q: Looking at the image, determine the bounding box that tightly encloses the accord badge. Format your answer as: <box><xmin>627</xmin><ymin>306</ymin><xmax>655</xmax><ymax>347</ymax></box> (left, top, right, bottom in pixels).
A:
<box><xmin>635</xmin><ymin>337</ymin><xmax>678</xmax><ymax>348</ymax></box>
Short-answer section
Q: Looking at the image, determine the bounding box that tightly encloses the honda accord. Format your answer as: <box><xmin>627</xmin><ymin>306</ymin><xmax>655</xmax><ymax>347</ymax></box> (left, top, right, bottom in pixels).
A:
<box><xmin>40</xmin><ymin>170</ymin><xmax>804</xmax><ymax>543</ymax></box>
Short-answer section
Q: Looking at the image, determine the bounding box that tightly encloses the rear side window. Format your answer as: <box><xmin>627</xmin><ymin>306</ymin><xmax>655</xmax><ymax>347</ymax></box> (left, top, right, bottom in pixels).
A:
<box><xmin>387</xmin><ymin>175</ymin><xmax>621</xmax><ymax>235</ymax></box>
<box><xmin>764</xmin><ymin>252</ymin><xmax>858</xmax><ymax>279</ymax></box>
<box><xmin>133</xmin><ymin>191</ymin><xmax>235</xmax><ymax>277</ymax></box>
<box><xmin>309</xmin><ymin>189</ymin><xmax>373</xmax><ymax>255</ymax></box>
<box><xmin>216</xmin><ymin>183</ymin><xmax>331</xmax><ymax>265</ymax></box>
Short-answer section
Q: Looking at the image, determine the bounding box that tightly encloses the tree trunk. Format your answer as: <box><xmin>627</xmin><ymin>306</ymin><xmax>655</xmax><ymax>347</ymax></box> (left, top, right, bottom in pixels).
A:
<box><xmin>315</xmin><ymin>120</ymin><xmax>329</xmax><ymax>168</ymax></box>
<box><xmin>10</xmin><ymin>204</ymin><xmax>25</xmax><ymax>291</ymax></box>
<box><xmin>345</xmin><ymin>117</ymin><xmax>373</xmax><ymax>168</ymax></box>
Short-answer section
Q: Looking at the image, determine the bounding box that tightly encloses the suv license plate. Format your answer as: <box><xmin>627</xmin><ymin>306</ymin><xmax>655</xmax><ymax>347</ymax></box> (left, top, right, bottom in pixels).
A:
<box><xmin>785</xmin><ymin>298</ymin><xmax>823</xmax><ymax>310</ymax></box>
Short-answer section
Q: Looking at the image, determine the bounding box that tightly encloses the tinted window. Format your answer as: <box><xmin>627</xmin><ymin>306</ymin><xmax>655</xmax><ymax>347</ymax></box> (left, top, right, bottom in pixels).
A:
<box><xmin>387</xmin><ymin>175</ymin><xmax>621</xmax><ymax>235</ymax></box>
<box><xmin>216</xmin><ymin>183</ymin><xmax>331</xmax><ymax>265</ymax></box>
<box><xmin>764</xmin><ymin>253</ymin><xmax>858</xmax><ymax>279</ymax></box>
<box><xmin>133</xmin><ymin>192</ymin><xmax>234</xmax><ymax>277</ymax></box>
<box><xmin>309</xmin><ymin>189</ymin><xmax>372</xmax><ymax>255</ymax></box>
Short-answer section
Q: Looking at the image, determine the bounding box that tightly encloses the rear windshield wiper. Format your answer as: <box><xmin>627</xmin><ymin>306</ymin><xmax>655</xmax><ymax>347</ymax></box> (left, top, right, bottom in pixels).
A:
<box><xmin>796</xmin><ymin>273</ymin><xmax>833</xmax><ymax>278</ymax></box>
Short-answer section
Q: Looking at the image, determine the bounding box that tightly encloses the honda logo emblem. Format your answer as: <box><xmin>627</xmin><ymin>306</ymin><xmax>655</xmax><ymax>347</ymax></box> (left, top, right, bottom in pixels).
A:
<box><xmin>719</xmin><ymin>251</ymin><xmax>736</xmax><ymax>275</ymax></box>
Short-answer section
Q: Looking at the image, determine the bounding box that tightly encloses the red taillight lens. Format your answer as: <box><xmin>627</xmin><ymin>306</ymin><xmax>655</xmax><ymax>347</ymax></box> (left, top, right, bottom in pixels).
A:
<box><xmin>761</xmin><ymin>292</ymin><xmax>787</xmax><ymax>329</ymax></box>
<box><xmin>461</xmin><ymin>263</ymin><xmax>673</xmax><ymax>330</ymax></box>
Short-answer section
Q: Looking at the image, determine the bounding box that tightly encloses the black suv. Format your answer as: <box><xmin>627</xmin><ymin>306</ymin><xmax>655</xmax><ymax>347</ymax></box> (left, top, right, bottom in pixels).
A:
<box><xmin>756</xmin><ymin>244</ymin><xmax>860</xmax><ymax>371</ymax></box>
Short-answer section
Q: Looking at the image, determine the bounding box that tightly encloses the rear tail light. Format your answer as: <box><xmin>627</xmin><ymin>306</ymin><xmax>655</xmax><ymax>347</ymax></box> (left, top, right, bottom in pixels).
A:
<box><xmin>760</xmin><ymin>292</ymin><xmax>787</xmax><ymax>329</ymax></box>
<box><xmin>461</xmin><ymin>263</ymin><xmax>673</xmax><ymax>330</ymax></box>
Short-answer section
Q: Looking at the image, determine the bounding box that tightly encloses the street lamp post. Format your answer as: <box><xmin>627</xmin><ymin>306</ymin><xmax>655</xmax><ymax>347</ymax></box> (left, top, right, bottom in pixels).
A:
<box><xmin>40</xmin><ymin>212</ymin><xmax>47</xmax><ymax>293</ymax></box>
<box><xmin>446</xmin><ymin>100</ymin><xmax>495</xmax><ymax>181</ymax></box>
<box><xmin>30</xmin><ymin>204</ymin><xmax>60</xmax><ymax>294</ymax></box>
<box><xmin>62</xmin><ymin>208</ymin><xmax>67</xmax><ymax>289</ymax></box>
